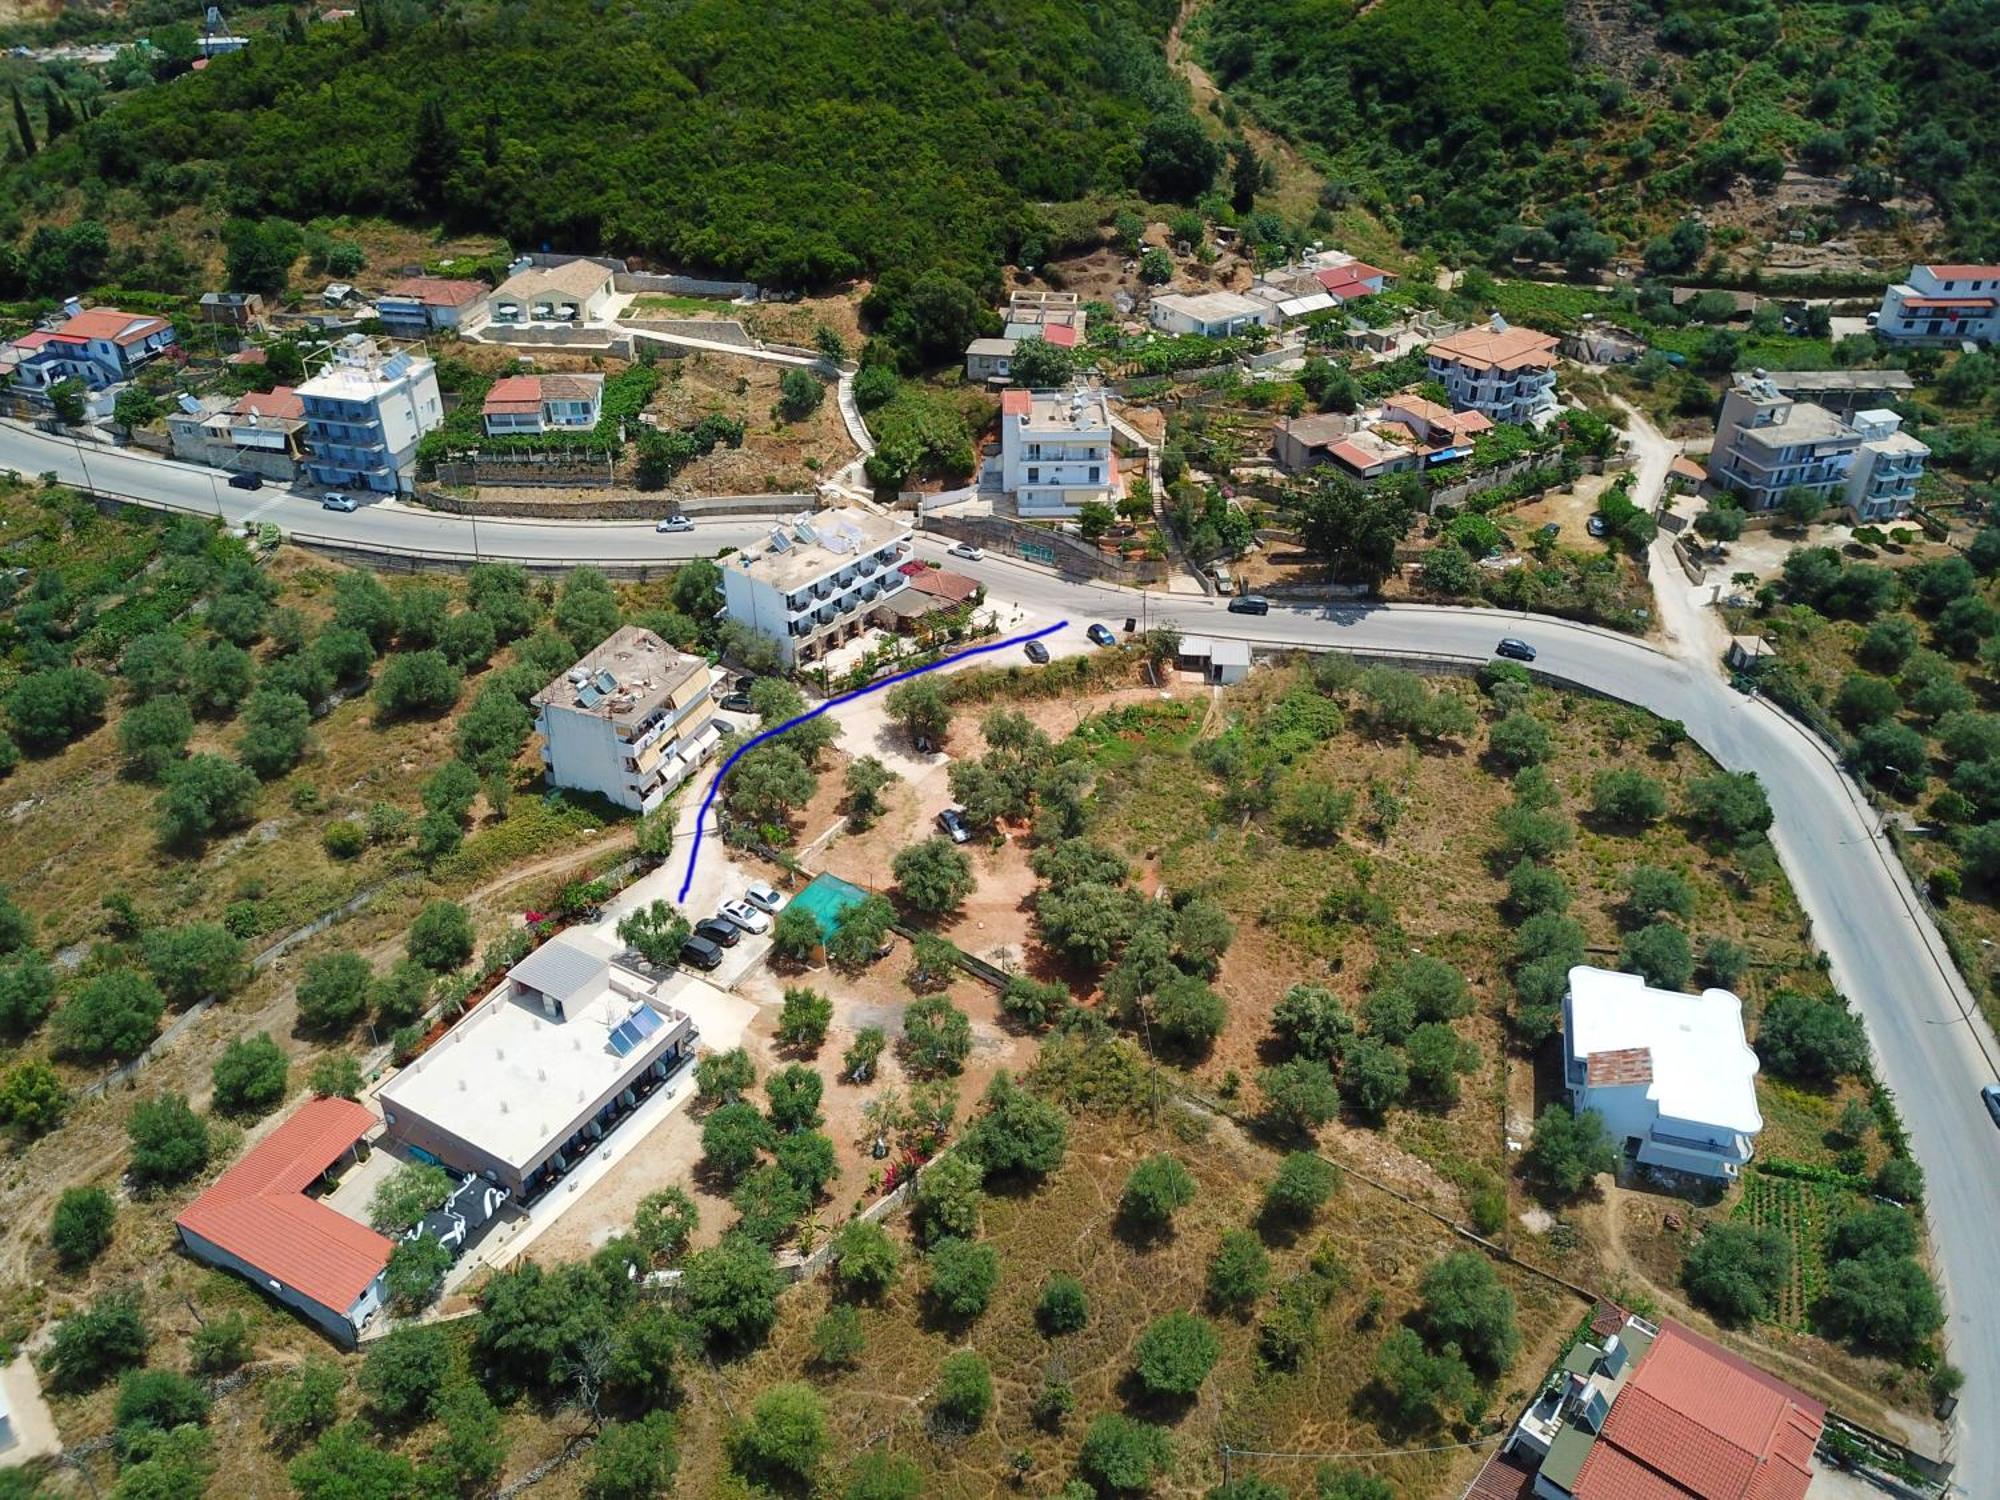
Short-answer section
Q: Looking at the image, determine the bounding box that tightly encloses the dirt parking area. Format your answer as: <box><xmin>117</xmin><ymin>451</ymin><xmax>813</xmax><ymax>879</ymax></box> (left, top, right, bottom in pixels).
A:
<box><xmin>1507</xmin><ymin>472</ymin><xmax>1619</xmax><ymax>547</ymax></box>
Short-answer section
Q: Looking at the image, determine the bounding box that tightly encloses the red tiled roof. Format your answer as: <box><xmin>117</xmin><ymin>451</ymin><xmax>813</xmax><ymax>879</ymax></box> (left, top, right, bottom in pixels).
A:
<box><xmin>1586</xmin><ymin>1046</ymin><xmax>1654</xmax><ymax>1086</ymax></box>
<box><xmin>1041</xmin><ymin>323</ymin><xmax>1080</xmax><ymax>348</ymax></box>
<box><xmin>1464</xmin><ymin>1449</ymin><xmax>1539</xmax><ymax>1500</ymax></box>
<box><xmin>482</xmin><ymin>374</ymin><xmax>545</xmax><ymax>416</ymax></box>
<box><xmin>1000</xmin><ymin>389</ymin><xmax>1033</xmax><ymax>416</ymax></box>
<box><xmin>1924</xmin><ymin>264</ymin><xmax>2000</xmax><ymax>281</ymax></box>
<box><xmin>1574</xmin><ymin>1319</ymin><xmax>1825</xmax><ymax>1500</ymax></box>
<box><xmin>1590</xmin><ymin>1300</ymin><xmax>1630</xmax><ymax>1340</ymax></box>
<box><xmin>907</xmin><ymin>568</ymin><xmax>978</xmax><ymax>603</ymax></box>
<box><xmin>176</xmin><ymin>1098</ymin><xmax>390</xmax><ymax>1315</ymax></box>
<box><xmin>233</xmin><ymin>386</ymin><xmax>304</xmax><ymax>421</ymax></box>
<box><xmin>1330</xmin><ymin>439</ymin><xmax>1397</xmax><ymax>472</ymax></box>
<box><xmin>11</xmin><ymin>330</ymin><xmax>55</xmax><ymax>351</ymax></box>
<box><xmin>54</xmin><ymin>308</ymin><xmax>172</xmax><ymax>346</ymax></box>
<box><xmin>387</xmin><ymin>275</ymin><xmax>487</xmax><ymax>307</ymax></box>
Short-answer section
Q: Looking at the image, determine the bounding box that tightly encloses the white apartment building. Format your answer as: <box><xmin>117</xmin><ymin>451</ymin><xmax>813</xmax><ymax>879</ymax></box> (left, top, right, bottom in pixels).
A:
<box><xmin>1844</xmin><ymin>409</ymin><xmax>1930</xmax><ymax>522</ymax></box>
<box><xmin>1874</xmin><ymin>263</ymin><xmax>2000</xmax><ymax>344</ymax></box>
<box><xmin>297</xmin><ymin>335</ymin><xmax>443</xmax><ymax>494</ymax></box>
<box><xmin>1563</xmin><ymin>966</ymin><xmax>1763</xmax><ymax>1181</ymax></box>
<box><xmin>720</xmin><ymin>507</ymin><xmax>914</xmax><ymax>667</ymax></box>
<box><xmin>1708</xmin><ymin>370</ymin><xmax>1861</xmax><ymax>514</ymax></box>
<box><xmin>998</xmin><ymin>386</ymin><xmax>1116</xmax><ymax>518</ymax></box>
<box><xmin>530</xmin><ymin>626</ymin><xmax>720</xmax><ymax>813</ymax></box>
<box><xmin>1424</xmin><ymin>316</ymin><xmax>1561</xmax><ymax>424</ymax></box>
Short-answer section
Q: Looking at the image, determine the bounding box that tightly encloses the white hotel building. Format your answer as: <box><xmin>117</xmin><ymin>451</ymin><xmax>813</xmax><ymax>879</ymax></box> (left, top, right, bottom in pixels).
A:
<box><xmin>531</xmin><ymin>626</ymin><xmax>720</xmax><ymax>813</ymax></box>
<box><xmin>720</xmin><ymin>508</ymin><xmax>914</xmax><ymax>667</ymax></box>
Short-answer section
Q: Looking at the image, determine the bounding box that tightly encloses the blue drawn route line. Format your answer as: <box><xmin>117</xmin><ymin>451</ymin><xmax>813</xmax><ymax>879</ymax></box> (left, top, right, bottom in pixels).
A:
<box><xmin>678</xmin><ymin>620</ymin><xmax>1069</xmax><ymax>901</ymax></box>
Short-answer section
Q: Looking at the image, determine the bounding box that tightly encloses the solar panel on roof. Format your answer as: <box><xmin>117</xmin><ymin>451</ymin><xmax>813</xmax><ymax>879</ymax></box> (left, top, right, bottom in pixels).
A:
<box><xmin>577</xmin><ymin>685</ymin><xmax>604</xmax><ymax>709</ymax></box>
<box><xmin>381</xmin><ymin>353</ymin><xmax>413</xmax><ymax>379</ymax></box>
<box><xmin>629</xmin><ymin>1006</ymin><xmax>663</xmax><ymax>1040</ymax></box>
<box><xmin>608</xmin><ymin>1020</ymin><xmax>639</xmax><ymax>1057</ymax></box>
<box><xmin>595</xmin><ymin>670</ymin><xmax>617</xmax><ymax>693</ymax></box>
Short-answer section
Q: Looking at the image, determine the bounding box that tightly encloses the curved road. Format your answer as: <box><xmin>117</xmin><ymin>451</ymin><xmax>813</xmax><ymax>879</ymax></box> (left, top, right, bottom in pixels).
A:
<box><xmin>6</xmin><ymin>415</ymin><xmax>1991</xmax><ymax>1482</ymax></box>
<box><xmin>945</xmin><ymin>556</ymin><xmax>1996</xmax><ymax>1486</ymax></box>
<box><xmin>0</xmin><ymin>422</ymin><xmax>780</xmax><ymax>565</ymax></box>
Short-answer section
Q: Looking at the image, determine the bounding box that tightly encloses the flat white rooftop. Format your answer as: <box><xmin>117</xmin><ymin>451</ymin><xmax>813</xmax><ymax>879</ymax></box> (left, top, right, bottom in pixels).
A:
<box><xmin>727</xmin><ymin>506</ymin><xmax>911</xmax><ymax>591</ymax></box>
<box><xmin>1154</xmin><ymin>290</ymin><xmax>1268</xmax><ymax>322</ymax></box>
<box><xmin>1566</xmin><ymin>966</ymin><xmax>1762</xmax><ymax>1133</ymax></box>
<box><xmin>378</xmin><ymin>938</ymin><xmax>688</xmax><ymax>1173</ymax></box>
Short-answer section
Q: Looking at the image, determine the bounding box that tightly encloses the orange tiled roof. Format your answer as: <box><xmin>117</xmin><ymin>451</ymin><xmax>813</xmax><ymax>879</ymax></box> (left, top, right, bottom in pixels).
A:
<box><xmin>176</xmin><ymin>1098</ymin><xmax>390</xmax><ymax>1315</ymax></box>
<box><xmin>1428</xmin><ymin>324</ymin><xmax>1560</xmax><ymax>374</ymax></box>
<box><xmin>1573</xmin><ymin>1319</ymin><xmax>1825</xmax><ymax>1500</ymax></box>
<box><xmin>53</xmin><ymin>308</ymin><xmax>172</xmax><ymax>347</ymax></box>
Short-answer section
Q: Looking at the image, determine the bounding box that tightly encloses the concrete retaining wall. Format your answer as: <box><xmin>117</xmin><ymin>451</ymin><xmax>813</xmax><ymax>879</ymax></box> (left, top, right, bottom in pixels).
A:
<box><xmin>416</xmin><ymin>490</ymin><xmax>813</xmax><ymax>521</ymax></box>
<box><xmin>621</xmin><ymin>318</ymin><xmax>756</xmax><ymax>348</ymax></box>
<box><xmin>614</xmin><ymin>270</ymin><xmax>759</xmax><ymax>300</ymax></box>
<box><xmin>484</xmin><ymin>326</ymin><xmax>632</xmax><ymax>355</ymax></box>
<box><xmin>922</xmin><ymin>513</ymin><xmax>1169</xmax><ymax>584</ymax></box>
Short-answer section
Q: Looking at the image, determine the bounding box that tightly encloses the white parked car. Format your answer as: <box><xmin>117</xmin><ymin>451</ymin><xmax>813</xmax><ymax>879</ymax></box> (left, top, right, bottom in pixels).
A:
<box><xmin>656</xmin><ymin>515</ymin><xmax>695</xmax><ymax>533</ymax></box>
<box><xmin>947</xmin><ymin>543</ymin><xmax>984</xmax><ymax>562</ymax></box>
<box><xmin>717</xmin><ymin>899</ymin><xmax>770</xmax><ymax>934</ymax></box>
<box><xmin>744</xmin><ymin>880</ymin><xmax>785</xmax><ymax>913</ymax></box>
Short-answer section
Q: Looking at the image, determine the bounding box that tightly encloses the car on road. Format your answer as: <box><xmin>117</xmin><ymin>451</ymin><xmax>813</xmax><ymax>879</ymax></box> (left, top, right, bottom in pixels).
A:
<box><xmin>656</xmin><ymin>515</ymin><xmax>695</xmax><ymax>533</ymax></box>
<box><xmin>321</xmin><ymin>493</ymin><xmax>358</xmax><ymax>512</ymax></box>
<box><xmin>1023</xmin><ymin>639</ymin><xmax>1050</xmax><ymax>664</ymax></box>
<box><xmin>719</xmin><ymin>691</ymin><xmax>755</xmax><ymax>714</ymax></box>
<box><xmin>1586</xmin><ymin>514</ymin><xmax>1609</xmax><ymax>538</ymax></box>
<box><xmin>679</xmin><ymin>934</ymin><xmax>724</xmax><ymax>971</ymax></box>
<box><xmin>937</xmin><ymin>808</ymin><xmax>971</xmax><ymax>844</ymax></box>
<box><xmin>1226</xmin><ymin>595</ymin><xmax>1270</xmax><ymax>615</ymax></box>
<box><xmin>744</xmin><ymin>880</ymin><xmax>785</xmax><ymax>913</ymax></box>
<box><xmin>1087</xmin><ymin>623</ymin><xmax>1117</xmax><ymax>648</ymax></box>
<box><xmin>227</xmin><ymin>471</ymin><xmax>263</xmax><ymax>491</ymax></box>
<box><xmin>718</xmin><ymin>898</ymin><xmax>770</xmax><ymax>934</ymax></box>
<box><xmin>694</xmin><ymin>917</ymin><xmax>741</xmax><ymax>948</ymax></box>
<box><xmin>947</xmin><ymin>543</ymin><xmax>985</xmax><ymax>562</ymax></box>
<box><xmin>1495</xmin><ymin>638</ymin><xmax>1538</xmax><ymax>662</ymax></box>
<box><xmin>1984</xmin><ymin>1084</ymin><xmax>2000</xmax><ymax>1128</ymax></box>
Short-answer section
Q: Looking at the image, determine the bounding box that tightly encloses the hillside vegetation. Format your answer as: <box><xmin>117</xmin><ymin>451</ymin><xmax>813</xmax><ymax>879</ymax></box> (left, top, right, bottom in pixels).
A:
<box><xmin>4</xmin><ymin>0</ymin><xmax>1182</xmax><ymax>290</ymax></box>
<box><xmin>1196</xmin><ymin>0</ymin><xmax>2000</xmax><ymax>264</ymax></box>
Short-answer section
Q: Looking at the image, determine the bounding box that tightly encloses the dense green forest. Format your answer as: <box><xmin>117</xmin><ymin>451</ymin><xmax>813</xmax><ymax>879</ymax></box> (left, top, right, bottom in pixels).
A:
<box><xmin>1197</xmin><ymin>0</ymin><xmax>2000</xmax><ymax>262</ymax></box>
<box><xmin>3</xmin><ymin>0</ymin><xmax>1184</xmax><ymax>290</ymax></box>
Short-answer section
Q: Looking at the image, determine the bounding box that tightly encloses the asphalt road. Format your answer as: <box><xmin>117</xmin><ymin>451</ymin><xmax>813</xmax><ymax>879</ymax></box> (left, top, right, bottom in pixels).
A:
<box><xmin>944</xmin><ymin>552</ymin><xmax>1998</xmax><ymax>1484</ymax></box>
<box><xmin>0</xmin><ymin>421</ymin><xmax>778</xmax><ymax>565</ymax></box>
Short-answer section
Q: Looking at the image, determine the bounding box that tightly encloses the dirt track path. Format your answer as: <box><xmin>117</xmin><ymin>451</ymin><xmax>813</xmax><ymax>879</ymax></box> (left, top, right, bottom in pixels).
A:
<box><xmin>1165</xmin><ymin>0</ymin><xmax>1326</xmax><ymax>222</ymax></box>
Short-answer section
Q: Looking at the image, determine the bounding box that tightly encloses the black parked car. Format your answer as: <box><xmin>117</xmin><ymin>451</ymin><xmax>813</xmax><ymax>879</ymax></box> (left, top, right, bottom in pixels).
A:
<box><xmin>226</xmin><ymin>471</ymin><xmax>263</xmax><ymax>491</ymax></box>
<box><xmin>1226</xmin><ymin>595</ymin><xmax>1271</xmax><ymax>615</ymax></box>
<box><xmin>694</xmin><ymin>917</ymin><xmax>741</xmax><ymax>948</ymax></box>
<box><xmin>1023</xmin><ymin>639</ymin><xmax>1051</xmax><ymax>664</ymax></box>
<box><xmin>679</xmin><ymin>935</ymin><xmax>724</xmax><ymax>971</ymax></box>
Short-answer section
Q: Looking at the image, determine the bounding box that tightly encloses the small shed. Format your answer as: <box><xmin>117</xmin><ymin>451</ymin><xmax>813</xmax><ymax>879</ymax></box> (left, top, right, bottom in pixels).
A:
<box><xmin>1667</xmin><ymin>455</ymin><xmax>1708</xmax><ymax>494</ymax></box>
<box><xmin>1726</xmin><ymin>635</ymin><xmax>1775</xmax><ymax>673</ymax></box>
<box><xmin>1178</xmin><ymin>634</ymin><xmax>1253</xmax><ymax>685</ymax></box>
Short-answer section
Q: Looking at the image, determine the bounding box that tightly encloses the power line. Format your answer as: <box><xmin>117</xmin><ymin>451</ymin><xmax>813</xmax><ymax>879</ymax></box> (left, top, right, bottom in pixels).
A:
<box><xmin>1219</xmin><ymin>1432</ymin><xmax>1506</xmax><ymax>1463</ymax></box>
